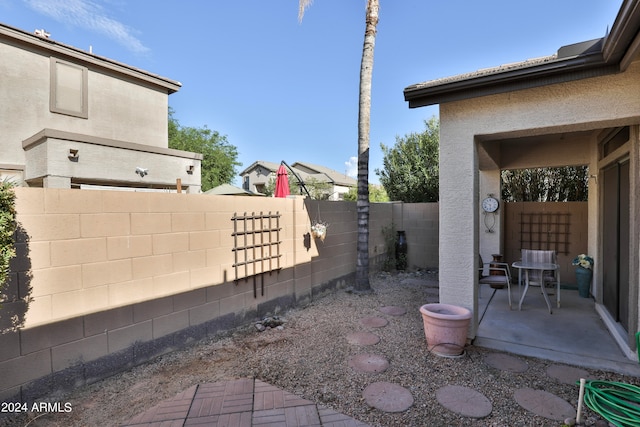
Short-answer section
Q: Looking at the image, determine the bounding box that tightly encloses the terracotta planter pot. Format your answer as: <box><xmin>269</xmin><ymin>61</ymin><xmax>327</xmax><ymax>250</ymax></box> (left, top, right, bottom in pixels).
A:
<box><xmin>419</xmin><ymin>303</ymin><xmax>472</xmax><ymax>357</ymax></box>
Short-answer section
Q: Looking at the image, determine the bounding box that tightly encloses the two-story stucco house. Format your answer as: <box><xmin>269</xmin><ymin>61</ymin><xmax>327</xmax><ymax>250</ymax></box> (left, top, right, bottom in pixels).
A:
<box><xmin>240</xmin><ymin>160</ymin><xmax>357</xmax><ymax>200</ymax></box>
<box><xmin>0</xmin><ymin>23</ymin><xmax>202</xmax><ymax>193</ymax></box>
<box><xmin>404</xmin><ymin>0</ymin><xmax>640</xmax><ymax>361</ymax></box>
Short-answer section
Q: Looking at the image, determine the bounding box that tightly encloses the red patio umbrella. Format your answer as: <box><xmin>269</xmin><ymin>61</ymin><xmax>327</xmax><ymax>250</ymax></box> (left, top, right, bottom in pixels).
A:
<box><xmin>274</xmin><ymin>164</ymin><xmax>290</xmax><ymax>198</ymax></box>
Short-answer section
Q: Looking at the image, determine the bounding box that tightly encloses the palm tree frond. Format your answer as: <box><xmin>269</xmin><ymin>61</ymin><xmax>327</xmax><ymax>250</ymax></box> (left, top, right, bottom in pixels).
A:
<box><xmin>298</xmin><ymin>0</ymin><xmax>313</xmax><ymax>22</ymax></box>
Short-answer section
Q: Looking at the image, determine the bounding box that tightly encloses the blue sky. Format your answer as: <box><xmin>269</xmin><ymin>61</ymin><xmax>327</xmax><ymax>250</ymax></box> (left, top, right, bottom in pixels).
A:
<box><xmin>1</xmin><ymin>0</ymin><xmax>622</xmax><ymax>186</ymax></box>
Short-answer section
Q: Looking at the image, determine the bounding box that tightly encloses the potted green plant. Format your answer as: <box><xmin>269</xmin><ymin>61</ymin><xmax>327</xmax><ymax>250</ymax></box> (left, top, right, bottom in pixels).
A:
<box><xmin>572</xmin><ymin>254</ymin><xmax>594</xmax><ymax>298</ymax></box>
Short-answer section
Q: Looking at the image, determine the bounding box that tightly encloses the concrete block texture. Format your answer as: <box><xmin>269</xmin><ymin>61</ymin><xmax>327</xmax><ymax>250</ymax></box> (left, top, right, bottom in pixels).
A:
<box><xmin>20</xmin><ymin>317</ymin><xmax>84</xmax><ymax>354</ymax></box>
<box><xmin>0</xmin><ymin>349</ymin><xmax>52</xmax><ymax>389</ymax></box>
<box><xmin>51</xmin><ymin>333</ymin><xmax>108</xmax><ymax>371</ymax></box>
<box><xmin>107</xmin><ymin>320</ymin><xmax>153</xmax><ymax>353</ymax></box>
<box><xmin>6</xmin><ymin>188</ymin><xmax>440</xmax><ymax>402</ymax></box>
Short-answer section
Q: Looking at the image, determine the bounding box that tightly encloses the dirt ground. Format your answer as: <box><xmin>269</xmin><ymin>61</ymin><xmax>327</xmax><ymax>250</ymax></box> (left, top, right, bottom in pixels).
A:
<box><xmin>1</xmin><ymin>270</ymin><xmax>636</xmax><ymax>427</ymax></box>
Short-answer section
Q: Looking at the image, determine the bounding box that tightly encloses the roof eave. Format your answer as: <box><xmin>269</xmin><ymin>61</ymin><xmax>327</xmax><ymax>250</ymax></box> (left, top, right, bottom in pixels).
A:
<box><xmin>404</xmin><ymin>53</ymin><xmax>615</xmax><ymax>108</ymax></box>
<box><xmin>0</xmin><ymin>22</ymin><xmax>182</xmax><ymax>94</ymax></box>
<box><xmin>404</xmin><ymin>0</ymin><xmax>640</xmax><ymax>108</ymax></box>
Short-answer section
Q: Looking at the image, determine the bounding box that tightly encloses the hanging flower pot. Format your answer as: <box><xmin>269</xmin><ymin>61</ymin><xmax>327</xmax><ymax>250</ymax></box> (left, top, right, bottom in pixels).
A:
<box><xmin>310</xmin><ymin>221</ymin><xmax>328</xmax><ymax>241</ymax></box>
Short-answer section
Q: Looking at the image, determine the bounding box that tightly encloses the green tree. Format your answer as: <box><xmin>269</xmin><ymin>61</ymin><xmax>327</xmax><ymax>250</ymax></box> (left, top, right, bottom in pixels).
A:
<box><xmin>264</xmin><ymin>175</ymin><xmax>332</xmax><ymax>199</ymax></box>
<box><xmin>299</xmin><ymin>0</ymin><xmax>379</xmax><ymax>292</ymax></box>
<box><xmin>343</xmin><ymin>184</ymin><xmax>388</xmax><ymax>202</ymax></box>
<box><xmin>376</xmin><ymin>116</ymin><xmax>439</xmax><ymax>202</ymax></box>
<box><xmin>501</xmin><ymin>166</ymin><xmax>588</xmax><ymax>202</ymax></box>
<box><xmin>0</xmin><ymin>180</ymin><xmax>16</xmax><ymax>305</ymax></box>
<box><xmin>168</xmin><ymin>108</ymin><xmax>241</xmax><ymax>192</ymax></box>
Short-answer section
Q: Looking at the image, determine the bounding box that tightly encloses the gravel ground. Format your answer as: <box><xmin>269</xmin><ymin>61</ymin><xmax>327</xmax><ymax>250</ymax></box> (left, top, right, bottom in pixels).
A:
<box><xmin>3</xmin><ymin>270</ymin><xmax>639</xmax><ymax>427</ymax></box>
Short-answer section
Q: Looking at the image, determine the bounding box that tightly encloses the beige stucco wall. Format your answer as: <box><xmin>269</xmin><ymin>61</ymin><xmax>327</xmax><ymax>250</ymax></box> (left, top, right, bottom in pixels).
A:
<box><xmin>9</xmin><ymin>190</ymin><xmax>438</xmax><ymax>328</ymax></box>
<box><xmin>0</xmin><ymin>41</ymin><xmax>169</xmax><ymax>166</ymax></box>
<box><xmin>0</xmin><ymin>26</ymin><xmax>197</xmax><ymax>191</ymax></box>
<box><xmin>439</xmin><ymin>59</ymin><xmax>640</xmax><ymax>337</ymax></box>
<box><xmin>11</xmin><ymin>189</ymin><xmax>312</xmax><ymax>327</ymax></box>
<box><xmin>22</xmin><ymin>131</ymin><xmax>202</xmax><ymax>192</ymax></box>
<box><xmin>0</xmin><ymin>188</ymin><xmax>439</xmax><ymax>402</ymax></box>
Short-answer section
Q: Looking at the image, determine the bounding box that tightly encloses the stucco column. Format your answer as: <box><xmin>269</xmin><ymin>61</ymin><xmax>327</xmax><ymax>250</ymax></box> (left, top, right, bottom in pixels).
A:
<box><xmin>438</xmin><ymin>115</ymin><xmax>478</xmax><ymax>336</ymax></box>
<box><xmin>42</xmin><ymin>175</ymin><xmax>71</xmax><ymax>188</ymax></box>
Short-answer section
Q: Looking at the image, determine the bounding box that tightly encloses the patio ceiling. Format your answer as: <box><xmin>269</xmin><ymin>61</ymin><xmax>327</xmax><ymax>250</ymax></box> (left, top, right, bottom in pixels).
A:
<box><xmin>477</xmin><ymin>129</ymin><xmax>597</xmax><ymax>171</ymax></box>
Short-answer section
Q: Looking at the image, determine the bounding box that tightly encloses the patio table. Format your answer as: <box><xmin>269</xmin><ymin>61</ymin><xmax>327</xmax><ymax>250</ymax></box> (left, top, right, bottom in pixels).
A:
<box><xmin>511</xmin><ymin>261</ymin><xmax>560</xmax><ymax>314</ymax></box>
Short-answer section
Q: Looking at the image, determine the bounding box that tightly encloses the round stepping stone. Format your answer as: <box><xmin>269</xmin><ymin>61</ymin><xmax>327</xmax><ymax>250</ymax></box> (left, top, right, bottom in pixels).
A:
<box><xmin>360</xmin><ymin>316</ymin><xmax>388</xmax><ymax>328</ymax></box>
<box><xmin>436</xmin><ymin>385</ymin><xmax>492</xmax><ymax>419</ymax></box>
<box><xmin>346</xmin><ymin>332</ymin><xmax>380</xmax><ymax>346</ymax></box>
<box><xmin>514</xmin><ymin>388</ymin><xmax>576</xmax><ymax>421</ymax></box>
<box><xmin>348</xmin><ymin>354</ymin><xmax>389</xmax><ymax>373</ymax></box>
<box><xmin>483</xmin><ymin>353</ymin><xmax>528</xmax><ymax>373</ymax></box>
<box><xmin>379</xmin><ymin>306</ymin><xmax>406</xmax><ymax>316</ymax></box>
<box><xmin>363</xmin><ymin>382</ymin><xmax>413</xmax><ymax>413</ymax></box>
<box><xmin>546</xmin><ymin>364</ymin><xmax>590</xmax><ymax>385</ymax></box>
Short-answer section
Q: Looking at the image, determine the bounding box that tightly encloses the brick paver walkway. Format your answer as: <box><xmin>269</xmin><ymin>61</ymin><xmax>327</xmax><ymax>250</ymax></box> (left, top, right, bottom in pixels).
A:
<box><xmin>122</xmin><ymin>378</ymin><xmax>371</xmax><ymax>427</ymax></box>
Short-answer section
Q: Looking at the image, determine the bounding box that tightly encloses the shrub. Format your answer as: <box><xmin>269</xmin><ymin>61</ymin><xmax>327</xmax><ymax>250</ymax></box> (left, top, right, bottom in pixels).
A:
<box><xmin>0</xmin><ymin>180</ymin><xmax>16</xmax><ymax>302</ymax></box>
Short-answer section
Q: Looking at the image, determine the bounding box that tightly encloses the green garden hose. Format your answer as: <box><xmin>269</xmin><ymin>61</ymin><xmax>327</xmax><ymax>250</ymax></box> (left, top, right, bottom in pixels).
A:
<box><xmin>581</xmin><ymin>380</ymin><xmax>640</xmax><ymax>427</ymax></box>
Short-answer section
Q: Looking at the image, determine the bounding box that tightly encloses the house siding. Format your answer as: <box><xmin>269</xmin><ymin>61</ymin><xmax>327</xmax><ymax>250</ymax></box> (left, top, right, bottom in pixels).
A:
<box><xmin>438</xmin><ymin>58</ymin><xmax>640</xmax><ymax>345</ymax></box>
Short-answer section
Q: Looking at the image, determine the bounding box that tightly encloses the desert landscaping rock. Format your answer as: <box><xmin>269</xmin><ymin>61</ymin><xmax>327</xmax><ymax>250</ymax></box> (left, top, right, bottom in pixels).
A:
<box><xmin>363</xmin><ymin>382</ymin><xmax>414</xmax><ymax>413</ymax></box>
<box><xmin>4</xmin><ymin>270</ymin><xmax>633</xmax><ymax>427</ymax></box>
<box><xmin>436</xmin><ymin>385</ymin><xmax>492</xmax><ymax>418</ymax></box>
<box><xmin>484</xmin><ymin>352</ymin><xmax>529</xmax><ymax>373</ymax></box>
<box><xmin>514</xmin><ymin>388</ymin><xmax>576</xmax><ymax>421</ymax></box>
<box><xmin>345</xmin><ymin>331</ymin><xmax>380</xmax><ymax>346</ymax></box>
<box><xmin>378</xmin><ymin>306</ymin><xmax>406</xmax><ymax>316</ymax></box>
<box><xmin>546</xmin><ymin>364</ymin><xmax>590</xmax><ymax>385</ymax></box>
<box><xmin>348</xmin><ymin>354</ymin><xmax>390</xmax><ymax>373</ymax></box>
<box><xmin>359</xmin><ymin>316</ymin><xmax>388</xmax><ymax>328</ymax></box>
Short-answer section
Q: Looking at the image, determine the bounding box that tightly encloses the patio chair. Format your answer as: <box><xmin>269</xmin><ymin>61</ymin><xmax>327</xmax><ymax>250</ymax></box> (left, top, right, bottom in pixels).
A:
<box><xmin>520</xmin><ymin>249</ymin><xmax>560</xmax><ymax>309</ymax></box>
<box><xmin>478</xmin><ymin>255</ymin><xmax>513</xmax><ymax>309</ymax></box>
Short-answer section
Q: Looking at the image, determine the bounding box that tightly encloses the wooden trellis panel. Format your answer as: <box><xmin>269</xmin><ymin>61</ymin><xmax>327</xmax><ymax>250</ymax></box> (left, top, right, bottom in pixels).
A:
<box><xmin>231</xmin><ymin>211</ymin><xmax>282</xmax><ymax>296</ymax></box>
<box><xmin>519</xmin><ymin>212</ymin><xmax>571</xmax><ymax>255</ymax></box>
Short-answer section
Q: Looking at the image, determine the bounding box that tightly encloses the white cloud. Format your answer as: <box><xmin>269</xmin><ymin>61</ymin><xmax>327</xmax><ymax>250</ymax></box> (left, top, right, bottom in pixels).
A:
<box><xmin>344</xmin><ymin>156</ymin><xmax>357</xmax><ymax>178</ymax></box>
<box><xmin>24</xmin><ymin>0</ymin><xmax>149</xmax><ymax>54</ymax></box>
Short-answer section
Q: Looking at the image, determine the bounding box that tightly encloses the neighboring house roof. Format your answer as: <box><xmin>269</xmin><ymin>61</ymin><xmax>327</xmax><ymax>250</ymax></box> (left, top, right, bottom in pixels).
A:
<box><xmin>291</xmin><ymin>161</ymin><xmax>357</xmax><ymax>187</ymax></box>
<box><xmin>204</xmin><ymin>183</ymin><xmax>264</xmax><ymax>196</ymax></box>
<box><xmin>404</xmin><ymin>0</ymin><xmax>640</xmax><ymax>108</ymax></box>
<box><xmin>0</xmin><ymin>22</ymin><xmax>181</xmax><ymax>94</ymax></box>
<box><xmin>240</xmin><ymin>160</ymin><xmax>357</xmax><ymax>187</ymax></box>
<box><xmin>238</xmin><ymin>160</ymin><xmax>282</xmax><ymax>176</ymax></box>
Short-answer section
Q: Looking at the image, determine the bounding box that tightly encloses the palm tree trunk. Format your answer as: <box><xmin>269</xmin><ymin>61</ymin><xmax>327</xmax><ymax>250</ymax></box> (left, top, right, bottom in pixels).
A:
<box><xmin>354</xmin><ymin>0</ymin><xmax>379</xmax><ymax>293</ymax></box>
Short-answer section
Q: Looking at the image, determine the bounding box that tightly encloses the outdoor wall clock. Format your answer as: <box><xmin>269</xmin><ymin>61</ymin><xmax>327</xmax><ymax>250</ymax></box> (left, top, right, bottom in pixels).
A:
<box><xmin>482</xmin><ymin>195</ymin><xmax>499</xmax><ymax>233</ymax></box>
<box><xmin>481</xmin><ymin>196</ymin><xmax>499</xmax><ymax>213</ymax></box>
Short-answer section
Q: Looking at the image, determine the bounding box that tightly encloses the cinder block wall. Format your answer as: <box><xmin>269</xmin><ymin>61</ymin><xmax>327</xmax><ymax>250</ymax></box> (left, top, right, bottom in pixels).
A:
<box><xmin>0</xmin><ymin>188</ymin><xmax>439</xmax><ymax>403</ymax></box>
